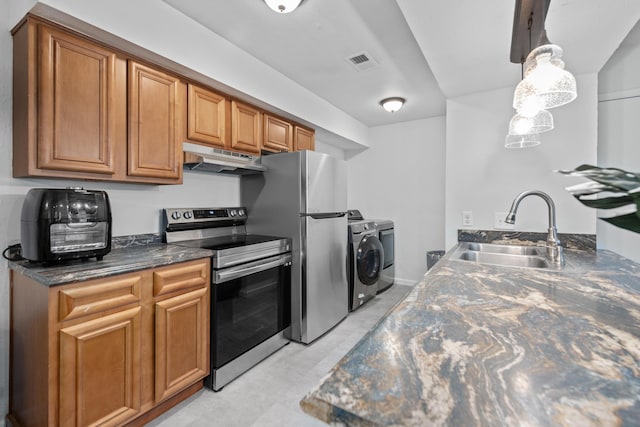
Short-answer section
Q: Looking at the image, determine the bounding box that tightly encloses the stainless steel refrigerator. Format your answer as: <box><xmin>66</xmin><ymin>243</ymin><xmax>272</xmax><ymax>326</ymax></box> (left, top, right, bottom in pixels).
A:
<box><xmin>241</xmin><ymin>150</ymin><xmax>348</xmax><ymax>344</ymax></box>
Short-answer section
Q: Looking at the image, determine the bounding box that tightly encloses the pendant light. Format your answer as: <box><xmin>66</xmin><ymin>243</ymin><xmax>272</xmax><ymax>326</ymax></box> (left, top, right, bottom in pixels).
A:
<box><xmin>513</xmin><ymin>41</ymin><xmax>577</xmax><ymax>114</ymax></box>
<box><xmin>508</xmin><ymin>109</ymin><xmax>553</xmax><ymax>135</ymax></box>
<box><xmin>505</xmin><ymin>0</ymin><xmax>576</xmax><ymax>148</ymax></box>
<box><xmin>505</xmin><ymin>133</ymin><xmax>541</xmax><ymax>149</ymax></box>
<box><xmin>264</xmin><ymin>0</ymin><xmax>303</xmax><ymax>13</ymax></box>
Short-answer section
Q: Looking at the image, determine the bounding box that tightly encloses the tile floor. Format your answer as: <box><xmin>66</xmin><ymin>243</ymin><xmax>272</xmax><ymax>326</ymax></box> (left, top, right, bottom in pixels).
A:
<box><xmin>147</xmin><ymin>284</ymin><xmax>412</xmax><ymax>427</ymax></box>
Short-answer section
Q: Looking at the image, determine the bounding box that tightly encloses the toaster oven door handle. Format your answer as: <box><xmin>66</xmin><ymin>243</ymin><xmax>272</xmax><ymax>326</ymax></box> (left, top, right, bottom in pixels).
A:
<box><xmin>214</xmin><ymin>253</ymin><xmax>292</xmax><ymax>284</ymax></box>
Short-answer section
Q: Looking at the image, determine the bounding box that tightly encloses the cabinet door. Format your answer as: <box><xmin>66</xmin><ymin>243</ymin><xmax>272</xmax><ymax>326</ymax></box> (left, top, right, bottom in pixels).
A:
<box><xmin>294</xmin><ymin>126</ymin><xmax>315</xmax><ymax>151</ymax></box>
<box><xmin>128</xmin><ymin>61</ymin><xmax>184</xmax><ymax>180</ymax></box>
<box><xmin>188</xmin><ymin>84</ymin><xmax>227</xmax><ymax>149</ymax></box>
<box><xmin>155</xmin><ymin>287</ymin><xmax>209</xmax><ymax>402</ymax></box>
<box><xmin>263</xmin><ymin>114</ymin><xmax>293</xmax><ymax>153</ymax></box>
<box><xmin>37</xmin><ymin>24</ymin><xmax>118</xmax><ymax>174</ymax></box>
<box><xmin>59</xmin><ymin>307</ymin><xmax>141</xmax><ymax>427</ymax></box>
<box><xmin>231</xmin><ymin>101</ymin><xmax>261</xmax><ymax>154</ymax></box>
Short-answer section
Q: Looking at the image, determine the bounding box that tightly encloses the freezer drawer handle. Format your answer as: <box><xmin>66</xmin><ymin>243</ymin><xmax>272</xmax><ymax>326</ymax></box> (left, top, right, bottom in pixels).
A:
<box><xmin>301</xmin><ymin>212</ymin><xmax>347</xmax><ymax>219</ymax></box>
<box><xmin>214</xmin><ymin>253</ymin><xmax>292</xmax><ymax>283</ymax></box>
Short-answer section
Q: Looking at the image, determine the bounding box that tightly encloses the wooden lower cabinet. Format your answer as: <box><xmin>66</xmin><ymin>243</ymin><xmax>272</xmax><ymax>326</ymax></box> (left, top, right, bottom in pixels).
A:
<box><xmin>154</xmin><ymin>287</ymin><xmax>208</xmax><ymax>402</ymax></box>
<box><xmin>8</xmin><ymin>258</ymin><xmax>210</xmax><ymax>427</ymax></box>
<box><xmin>59</xmin><ymin>307</ymin><xmax>142</xmax><ymax>426</ymax></box>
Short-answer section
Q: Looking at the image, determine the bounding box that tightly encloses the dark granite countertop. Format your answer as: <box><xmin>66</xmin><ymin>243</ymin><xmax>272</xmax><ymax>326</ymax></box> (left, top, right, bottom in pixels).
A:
<box><xmin>301</xmin><ymin>234</ymin><xmax>640</xmax><ymax>426</ymax></box>
<box><xmin>9</xmin><ymin>242</ymin><xmax>213</xmax><ymax>286</ymax></box>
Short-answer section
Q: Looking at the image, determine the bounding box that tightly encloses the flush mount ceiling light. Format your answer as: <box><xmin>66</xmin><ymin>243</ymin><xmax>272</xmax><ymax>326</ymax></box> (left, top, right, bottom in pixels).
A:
<box><xmin>380</xmin><ymin>97</ymin><xmax>405</xmax><ymax>113</ymax></box>
<box><xmin>505</xmin><ymin>0</ymin><xmax>577</xmax><ymax>148</ymax></box>
<box><xmin>264</xmin><ymin>0</ymin><xmax>303</xmax><ymax>13</ymax></box>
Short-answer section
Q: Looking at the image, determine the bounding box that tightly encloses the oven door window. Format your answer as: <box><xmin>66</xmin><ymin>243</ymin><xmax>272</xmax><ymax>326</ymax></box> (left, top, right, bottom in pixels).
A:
<box><xmin>213</xmin><ymin>263</ymin><xmax>291</xmax><ymax>368</ymax></box>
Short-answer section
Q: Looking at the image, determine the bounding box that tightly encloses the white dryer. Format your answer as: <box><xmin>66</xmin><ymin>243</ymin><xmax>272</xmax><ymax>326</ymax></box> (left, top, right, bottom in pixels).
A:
<box><xmin>347</xmin><ymin>220</ymin><xmax>383</xmax><ymax>311</ymax></box>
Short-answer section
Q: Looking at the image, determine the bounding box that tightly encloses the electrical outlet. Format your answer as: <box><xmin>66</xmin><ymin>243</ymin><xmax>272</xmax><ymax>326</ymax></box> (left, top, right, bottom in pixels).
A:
<box><xmin>494</xmin><ymin>212</ymin><xmax>514</xmax><ymax>230</ymax></box>
<box><xmin>462</xmin><ymin>211</ymin><xmax>473</xmax><ymax>227</ymax></box>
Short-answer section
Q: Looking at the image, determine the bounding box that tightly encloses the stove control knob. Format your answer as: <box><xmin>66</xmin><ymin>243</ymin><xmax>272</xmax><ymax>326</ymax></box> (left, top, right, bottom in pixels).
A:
<box><xmin>170</xmin><ymin>211</ymin><xmax>181</xmax><ymax>220</ymax></box>
<box><xmin>183</xmin><ymin>211</ymin><xmax>193</xmax><ymax>219</ymax></box>
<box><xmin>230</xmin><ymin>210</ymin><xmax>236</xmax><ymax>217</ymax></box>
<box><xmin>238</xmin><ymin>209</ymin><xmax>245</xmax><ymax>217</ymax></box>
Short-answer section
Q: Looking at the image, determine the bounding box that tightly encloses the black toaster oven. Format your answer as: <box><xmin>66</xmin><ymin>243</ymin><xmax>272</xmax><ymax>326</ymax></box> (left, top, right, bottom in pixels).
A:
<box><xmin>20</xmin><ymin>188</ymin><xmax>112</xmax><ymax>262</ymax></box>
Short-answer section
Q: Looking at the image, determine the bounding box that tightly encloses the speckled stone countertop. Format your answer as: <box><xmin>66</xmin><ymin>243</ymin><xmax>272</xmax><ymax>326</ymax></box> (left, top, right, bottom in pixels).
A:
<box><xmin>301</xmin><ymin>233</ymin><xmax>640</xmax><ymax>426</ymax></box>
<box><xmin>9</xmin><ymin>237</ymin><xmax>212</xmax><ymax>287</ymax></box>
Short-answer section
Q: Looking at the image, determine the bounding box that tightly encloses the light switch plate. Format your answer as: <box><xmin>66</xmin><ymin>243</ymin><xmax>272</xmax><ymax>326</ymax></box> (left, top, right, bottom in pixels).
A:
<box><xmin>494</xmin><ymin>212</ymin><xmax>514</xmax><ymax>229</ymax></box>
<box><xmin>462</xmin><ymin>211</ymin><xmax>473</xmax><ymax>227</ymax></box>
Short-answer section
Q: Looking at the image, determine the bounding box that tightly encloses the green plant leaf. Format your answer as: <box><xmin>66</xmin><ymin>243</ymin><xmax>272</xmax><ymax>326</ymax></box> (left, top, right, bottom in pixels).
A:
<box><xmin>574</xmin><ymin>194</ymin><xmax>637</xmax><ymax>209</ymax></box>
<box><xmin>558</xmin><ymin>165</ymin><xmax>640</xmax><ymax>192</ymax></box>
<box><xmin>600</xmin><ymin>212</ymin><xmax>640</xmax><ymax>233</ymax></box>
<box><xmin>559</xmin><ymin>165</ymin><xmax>640</xmax><ymax>234</ymax></box>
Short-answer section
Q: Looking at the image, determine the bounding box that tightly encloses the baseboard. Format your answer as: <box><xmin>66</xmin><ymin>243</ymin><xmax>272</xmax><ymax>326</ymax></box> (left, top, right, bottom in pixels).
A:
<box><xmin>393</xmin><ymin>278</ymin><xmax>417</xmax><ymax>286</ymax></box>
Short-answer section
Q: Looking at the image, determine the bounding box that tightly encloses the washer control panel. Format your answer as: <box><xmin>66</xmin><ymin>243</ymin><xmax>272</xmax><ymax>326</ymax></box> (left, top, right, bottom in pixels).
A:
<box><xmin>349</xmin><ymin>221</ymin><xmax>377</xmax><ymax>235</ymax></box>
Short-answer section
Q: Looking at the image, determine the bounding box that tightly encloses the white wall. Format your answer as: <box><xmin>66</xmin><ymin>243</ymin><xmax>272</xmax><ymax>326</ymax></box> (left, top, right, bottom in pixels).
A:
<box><xmin>597</xmin><ymin>31</ymin><xmax>640</xmax><ymax>263</ymax></box>
<box><xmin>347</xmin><ymin>117</ymin><xmax>446</xmax><ymax>284</ymax></box>
<box><xmin>444</xmin><ymin>74</ymin><xmax>599</xmax><ymax>250</ymax></box>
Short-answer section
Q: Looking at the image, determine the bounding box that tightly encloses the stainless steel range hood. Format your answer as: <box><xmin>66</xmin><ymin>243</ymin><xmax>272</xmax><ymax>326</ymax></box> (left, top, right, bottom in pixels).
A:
<box><xmin>183</xmin><ymin>142</ymin><xmax>266</xmax><ymax>175</ymax></box>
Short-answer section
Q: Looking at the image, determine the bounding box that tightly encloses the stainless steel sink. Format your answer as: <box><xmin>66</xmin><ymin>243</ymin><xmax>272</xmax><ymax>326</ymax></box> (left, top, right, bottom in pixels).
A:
<box><xmin>463</xmin><ymin>242</ymin><xmax>545</xmax><ymax>256</ymax></box>
<box><xmin>452</xmin><ymin>242</ymin><xmax>560</xmax><ymax>270</ymax></box>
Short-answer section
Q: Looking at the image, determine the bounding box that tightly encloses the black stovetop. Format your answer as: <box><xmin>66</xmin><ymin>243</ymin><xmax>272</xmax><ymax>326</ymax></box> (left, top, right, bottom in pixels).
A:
<box><xmin>170</xmin><ymin>234</ymin><xmax>286</xmax><ymax>252</ymax></box>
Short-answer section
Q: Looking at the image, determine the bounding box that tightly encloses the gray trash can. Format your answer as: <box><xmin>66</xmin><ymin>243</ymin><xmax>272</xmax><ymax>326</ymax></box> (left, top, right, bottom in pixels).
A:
<box><xmin>426</xmin><ymin>250</ymin><xmax>445</xmax><ymax>270</ymax></box>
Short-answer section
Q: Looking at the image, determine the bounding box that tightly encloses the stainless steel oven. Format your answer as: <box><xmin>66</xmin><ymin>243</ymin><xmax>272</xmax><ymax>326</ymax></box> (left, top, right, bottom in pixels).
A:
<box><xmin>164</xmin><ymin>207</ymin><xmax>291</xmax><ymax>391</ymax></box>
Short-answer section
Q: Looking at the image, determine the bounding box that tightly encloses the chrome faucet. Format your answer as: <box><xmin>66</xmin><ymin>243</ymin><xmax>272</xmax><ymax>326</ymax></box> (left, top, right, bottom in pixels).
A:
<box><xmin>505</xmin><ymin>190</ymin><xmax>564</xmax><ymax>266</ymax></box>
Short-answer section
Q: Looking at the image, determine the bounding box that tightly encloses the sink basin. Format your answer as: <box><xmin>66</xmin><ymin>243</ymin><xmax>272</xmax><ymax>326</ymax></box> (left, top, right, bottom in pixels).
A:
<box><xmin>455</xmin><ymin>251</ymin><xmax>551</xmax><ymax>269</ymax></box>
<box><xmin>463</xmin><ymin>242</ymin><xmax>545</xmax><ymax>256</ymax></box>
<box><xmin>452</xmin><ymin>242</ymin><xmax>558</xmax><ymax>270</ymax></box>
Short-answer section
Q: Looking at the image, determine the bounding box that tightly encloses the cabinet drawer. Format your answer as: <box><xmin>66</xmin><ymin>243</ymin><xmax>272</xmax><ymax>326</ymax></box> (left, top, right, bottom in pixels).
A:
<box><xmin>59</xmin><ymin>275</ymin><xmax>142</xmax><ymax>322</ymax></box>
<box><xmin>153</xmin><ymin>259</ymin><xmax>209</xmax><ymax>297</ymax></box>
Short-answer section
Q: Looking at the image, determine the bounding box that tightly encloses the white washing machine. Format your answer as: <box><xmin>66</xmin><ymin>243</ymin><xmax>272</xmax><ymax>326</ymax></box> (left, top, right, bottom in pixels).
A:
<box><xmin>347</xmin><ymin>220</ymin><xmax>383</xmax><ymax>311</ymax></box>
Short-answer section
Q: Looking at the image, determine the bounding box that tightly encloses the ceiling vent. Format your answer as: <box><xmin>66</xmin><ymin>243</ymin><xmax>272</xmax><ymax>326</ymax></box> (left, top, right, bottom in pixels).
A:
<box><xmin>345</xmin><ymin>51</ymin><xmax>378</xmax><ymax>71</ymax></box>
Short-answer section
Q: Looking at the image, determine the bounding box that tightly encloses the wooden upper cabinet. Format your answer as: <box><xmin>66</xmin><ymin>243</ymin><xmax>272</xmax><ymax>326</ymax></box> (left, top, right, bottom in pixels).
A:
<box><xmin>13</xmin><ymin>16</ymin><xmax>314</xmax><ymax>183</ymax></box>
<box><xmin>263</xmin><ymin>114</ymin><xmax>293</xmax><ymax>153</ymax></box>
<box><xmin>187</xmin><ymin>84</ymin><xmax>228</xmax><ymax>149</ymax></box>
<box><xmin>12</xmin><ymin>19</ymin><xmax>126</xmax><ymax>179</ymax></box>
<box><xmin>294</xmin><ymin>126</ymin><xmax>315</xmax><ymax>151</ymax></box>
<box><xmin>128</xmin><ymin>61</ymin><xmax>184</xmax><ymax>182</ymax></box>
<box><xmin>231</xmin><ymin>100</ymin><xmax>261</xmax><ymax>154</ymax></box>
<box><xmin>38</xmin><ymin>25</ymin><xmax>118</xmax><ymax>174</ymax></box>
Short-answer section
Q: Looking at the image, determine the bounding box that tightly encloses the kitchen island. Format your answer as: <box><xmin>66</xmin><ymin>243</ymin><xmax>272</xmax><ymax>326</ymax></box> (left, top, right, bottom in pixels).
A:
<box><xmin>300</xmin><ymin>232</ymin><xmax>640</xmax><ymax>426</ymax></box>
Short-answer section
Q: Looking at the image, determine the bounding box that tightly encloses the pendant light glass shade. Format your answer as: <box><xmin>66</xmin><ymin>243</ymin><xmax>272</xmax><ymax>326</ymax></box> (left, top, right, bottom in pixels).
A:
<box><xmin>264</xmin><ymin>0</ymin><xmax>302</xmax><ymax>13</ymax></box>
<box><xmin>513</xmin><ymin>44</ymin><xmax>577</xmax><ymax>114</ymax></box>
<box><xmin>508</xmin><ymin>109</ymin><xmax>553</xmax><ymax>135</ymax></box>
<box><xmin>505</xmin><ymin>133</ymin><xmax>541</xmax><ymax>149</ymax></box>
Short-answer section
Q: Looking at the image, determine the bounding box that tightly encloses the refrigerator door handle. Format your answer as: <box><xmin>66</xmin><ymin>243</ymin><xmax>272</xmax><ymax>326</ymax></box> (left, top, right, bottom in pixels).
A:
<box><xmin>301</xmin><ymin>212</ymin><xmax>347</xmax><ymax>219</ymax></box>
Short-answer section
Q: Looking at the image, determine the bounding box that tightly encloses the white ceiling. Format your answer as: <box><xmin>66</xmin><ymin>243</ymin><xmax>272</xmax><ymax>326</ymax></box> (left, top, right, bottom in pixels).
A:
<box><xmin>163</xmin><ymin>0</ymin><xmax>640</xmax><ymax>128</ymax></box>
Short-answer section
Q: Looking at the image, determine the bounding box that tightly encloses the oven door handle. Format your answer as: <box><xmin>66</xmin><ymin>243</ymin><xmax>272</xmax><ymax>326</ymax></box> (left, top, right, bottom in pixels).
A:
<box><xmin>214</xmin><ymin>253</ymin><xmax>292</xmax><ymax>283</ymax></box>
